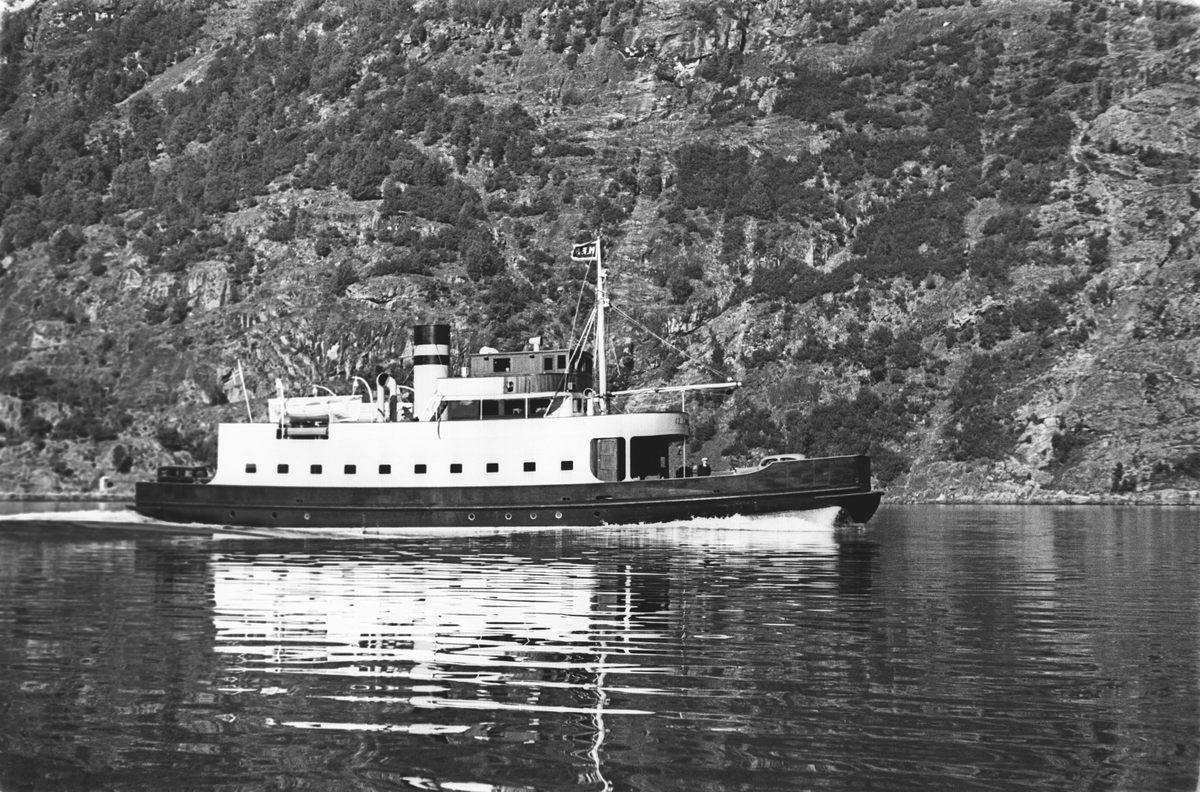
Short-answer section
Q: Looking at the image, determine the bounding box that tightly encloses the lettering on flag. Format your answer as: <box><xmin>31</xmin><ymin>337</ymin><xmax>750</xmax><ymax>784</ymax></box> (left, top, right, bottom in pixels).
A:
<box><xmin>570</xmin><ymin>241</ymin><xmax>598</xmax><ymax>261</ymax></box>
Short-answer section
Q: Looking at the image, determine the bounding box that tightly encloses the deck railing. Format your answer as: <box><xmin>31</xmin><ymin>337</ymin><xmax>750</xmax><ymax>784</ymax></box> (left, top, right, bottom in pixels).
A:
<box><xmin>775</xmin><ymin>455</ymin><xmax>871</xmax><ymax>490</ymax></box>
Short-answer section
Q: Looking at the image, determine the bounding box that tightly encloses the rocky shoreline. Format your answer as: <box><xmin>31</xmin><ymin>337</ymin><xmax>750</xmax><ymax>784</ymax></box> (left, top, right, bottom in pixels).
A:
<box><xmin>887</xmin><ymin>489</ymin><xmax>1200</xmax><ymax>506</ymax></box>
<box><xmin>4</xmin><ymin>489</ymin><xmax>1198</xmax><ymax>508</ymax></box>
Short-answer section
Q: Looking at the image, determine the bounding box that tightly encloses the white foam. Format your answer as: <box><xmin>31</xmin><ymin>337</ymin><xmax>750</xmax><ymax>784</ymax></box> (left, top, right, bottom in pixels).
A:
<box><xmin>635</xmin><ymin>506</ymin><xmax>842</xmax><ymax>532</ymax></box>
<box><xmin>0</xmin><ymin>506</ymin><xmax>149</xmax><ymax>523</ymax></box>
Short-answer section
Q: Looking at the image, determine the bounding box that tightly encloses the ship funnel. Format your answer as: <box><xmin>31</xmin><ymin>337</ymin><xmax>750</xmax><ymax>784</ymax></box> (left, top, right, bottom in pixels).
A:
<box><xmin>413</xmin><ymin>324</ymin><xmax>450</xmax><ymax>421</ymax></box>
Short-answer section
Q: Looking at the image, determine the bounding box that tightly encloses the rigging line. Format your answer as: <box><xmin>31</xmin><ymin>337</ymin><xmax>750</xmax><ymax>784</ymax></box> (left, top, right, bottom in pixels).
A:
<box><xmin>574</xmin><ymin>308</ymin><xmax>597</xmax><ymax>364</ymax></box>
<box><xmin>609</xmin><ymin>305</ymin><xmax>730</xmax><ymax>383</ymax></box>
<box><xmin>566</xmin><ymin>260</ymin><xmax>592</xmax><ymax>351</ymax></box>
<box><xmin>552</xmin><ymin>308</ymin><xmax>596</xmax><ymax>401</ymax></box>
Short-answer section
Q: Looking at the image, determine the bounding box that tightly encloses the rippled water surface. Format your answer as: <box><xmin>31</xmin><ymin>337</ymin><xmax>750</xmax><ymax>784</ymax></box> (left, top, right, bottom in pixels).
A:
<box><xmin>0</xmin><ymin>505</ymin><xmax>1196</xmax><ymax>791</ymax></box>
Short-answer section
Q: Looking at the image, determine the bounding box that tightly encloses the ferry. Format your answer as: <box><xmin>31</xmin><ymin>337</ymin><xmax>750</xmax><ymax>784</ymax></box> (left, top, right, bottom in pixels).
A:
<box><xmin>134</xmin><ymin>240</ymin><xmax>882</xmax><ymax>528</ymax></box>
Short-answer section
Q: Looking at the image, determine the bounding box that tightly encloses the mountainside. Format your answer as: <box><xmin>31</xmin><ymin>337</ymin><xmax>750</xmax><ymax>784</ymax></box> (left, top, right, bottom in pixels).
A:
<box><xmin>1</xmin><ymin>0</ymin><xmax>1199</xmax><ymax>503</ymax></box>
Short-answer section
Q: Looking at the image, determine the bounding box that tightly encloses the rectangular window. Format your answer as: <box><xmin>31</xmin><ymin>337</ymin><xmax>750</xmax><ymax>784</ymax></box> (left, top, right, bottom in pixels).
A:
<box><xmin>524</xmin><ymin>462</ymin><xmax>536</xmax><ymax>472</ymax></box>
<box><xmin>543</xmin><ymin>356</ymin><xmax>555</xmax><ymax>371</ymax></box>
<box><xmin>561</xmin><ymin>460</ymin><xmax>574</xmax><ymax>471</ymax></box>
<box><xmin>277</xmin><ymin>464</ymin><xmax>289</xmax><ymax>474</ymax></box>
<box><xmin>245</xmin><ymin>463</ymin><xmax>257</xmax><ymax>473</ymax></box>
<box><xmin>446</xmin><ymin>400</ymin><xmax>479</xmax><ymax>421</ymax></box>
<box><xmin>310</xmin><ymin>464</ymin><xmax>323</xmax><ymax>475</ymax></box>
<box><xmin>492</xmin><ymin>357</ymin><xmax>511</xmax><ymax>373</ymax></box>
<box><xmin>558</xmin><ymin>354</ymin><xmax>567</xmax><ymax>369</ymax></box>
<box><xmin>486</xmin><ymin>463</ymin><xmax>499</xmax><ymax>473</ymax></box>
<box><xmin>450</xmin><ymin>463</ymin><xmax>463</xmax><ymax>474</ymax></box>
<box><xmin>414</xmin><ymin>464</ymin><xmax>427</xmax><ymax>474</ymax></box>
<box><xmin>484</xmin><ymin>400</ymin><xmax>529</xmax><ymax>419</ymax></box>
<box><xmin>379</xmin><ymin>464</ymin><xmax>391</xmax><ymax>475</ymax></box>
<box><xmin>529</xmin><ymin>397</ymin><xmax>551</xmax><ymax>417</ymax></box>
<box><xmin>344</xmin><ymin>464</ymin><xmax>356</xmax><ymax>475</ymax></box>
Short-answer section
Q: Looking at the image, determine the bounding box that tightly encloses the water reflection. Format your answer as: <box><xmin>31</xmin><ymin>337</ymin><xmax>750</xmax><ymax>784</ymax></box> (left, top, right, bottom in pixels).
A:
<box><xmin>212</xmin><ymin>554</ymin><xmax>662</xmax><ymax>705</ymax></box>
<box><xmin>202</xmin><ymin>518</ymin><xmax>853</xmax><ymax>790</ymax></box>
<box><xmin>0</xmin><ymin>508</ymin><xmax>1196</xmax><ymax>791</ymax></box>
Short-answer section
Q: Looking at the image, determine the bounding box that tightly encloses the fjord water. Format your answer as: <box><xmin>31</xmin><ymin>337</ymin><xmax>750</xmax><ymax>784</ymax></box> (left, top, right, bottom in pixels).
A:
<box><xmin>0</xmin><ymin>506</ymin><xmax>1196</xmax><ymax>791</ymax></box>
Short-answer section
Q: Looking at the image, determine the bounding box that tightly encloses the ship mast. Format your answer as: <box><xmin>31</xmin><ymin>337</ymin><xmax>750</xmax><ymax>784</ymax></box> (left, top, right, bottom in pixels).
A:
<box><xmin>594</xmin><ymin>236</ymin><xmax>607</xmax><ymax>411</ymax></box>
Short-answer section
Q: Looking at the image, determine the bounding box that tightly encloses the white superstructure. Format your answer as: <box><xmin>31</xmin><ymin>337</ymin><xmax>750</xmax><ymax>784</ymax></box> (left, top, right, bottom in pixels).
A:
<box><xmin>210</xmin><ymin>410</ymin><xmax>689</xmax><ymax>488</ymax></box>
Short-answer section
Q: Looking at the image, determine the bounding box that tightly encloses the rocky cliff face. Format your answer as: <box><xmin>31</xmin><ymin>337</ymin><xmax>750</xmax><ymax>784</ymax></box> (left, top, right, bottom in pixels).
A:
<box><xmin>0</xmin><ymin>0</ymin><xmax>1198</xmax><ymax>502</ymax></box>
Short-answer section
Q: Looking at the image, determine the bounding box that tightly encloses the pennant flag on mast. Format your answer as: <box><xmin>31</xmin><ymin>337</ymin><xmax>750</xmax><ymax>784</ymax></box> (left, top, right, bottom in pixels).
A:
<box><xmin>571</xmin><ymin>240</ymin><xmax>599</xmax><ymax>262</ymax></box>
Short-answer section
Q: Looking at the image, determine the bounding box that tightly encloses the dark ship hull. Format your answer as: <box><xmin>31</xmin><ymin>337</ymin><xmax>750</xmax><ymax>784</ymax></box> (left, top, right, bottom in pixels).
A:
<box><xmin>135</xmin><ymin>454</ymin><xmax>882</xmax><ymax>529</ymax></box>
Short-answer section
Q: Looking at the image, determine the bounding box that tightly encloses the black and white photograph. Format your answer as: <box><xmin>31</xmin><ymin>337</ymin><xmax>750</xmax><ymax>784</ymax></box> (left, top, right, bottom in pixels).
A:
<box><xmin>0</xmin><ymin>0</ymin><xmax>1197</xmax><ymax>788</ymax></box>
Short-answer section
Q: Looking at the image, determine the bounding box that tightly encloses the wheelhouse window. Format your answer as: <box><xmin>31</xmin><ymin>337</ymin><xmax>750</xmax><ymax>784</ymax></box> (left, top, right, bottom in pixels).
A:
<box><xmin>492</xmin><ymin>357</ymin><xmax>511</xmax><ymax>373</ymax></box>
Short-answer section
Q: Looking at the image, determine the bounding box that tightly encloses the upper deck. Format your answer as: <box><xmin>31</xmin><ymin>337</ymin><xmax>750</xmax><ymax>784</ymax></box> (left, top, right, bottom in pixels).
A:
<box><xmin>432</xmin><ymin>348</ymin><xmax>595</xmax><ymax>419</ymax></box>
<box><xmin>464</xmin><ymin>348</ymin><xmax>592</xmax><ymax>391</ymax></box>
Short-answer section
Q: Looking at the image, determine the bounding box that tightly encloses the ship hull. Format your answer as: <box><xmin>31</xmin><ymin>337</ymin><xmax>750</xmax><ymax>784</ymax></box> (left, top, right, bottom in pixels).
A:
<box><xmin>135</xmin><ymin>455</ymin><xmax>883</xmax><ymax>528</ymax></box>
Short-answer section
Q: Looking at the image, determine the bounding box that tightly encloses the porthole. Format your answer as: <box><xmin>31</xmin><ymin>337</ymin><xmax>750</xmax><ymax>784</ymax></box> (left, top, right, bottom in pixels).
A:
<box><xmin>504</xmin><ymin>513</ymin><xmax>512</xmax><ymax>521</ymax></box>
<box><xmin>467</xmin><ymin>513</ymin><xmax>476</xmax><ymax>521</ymax></box>
<box><xmin>530</xmin><ymin>512</ymin><xmax>537</xmax><ymax>520</ymax></box>
<box><xmin>271</xmin><ymin>512</ymin><xmax>278</xmax><ymax>519</ymax></box>
<box><xmin>304</xmin><ymin>513</ymin><xmax>310</xmax><ymax>521</ymax></box>
<box><xmin>229</xmin><ymin>511</ymin><xmax>236</xmax><ymax>518</ymax></box>
<box><xmin>555</xmin><ymin>511</ymin><xmax>563</xmax><ymax>519</ymax></box>
<box><xmin>593</xmin><ymin>511</ymin><xmax>601</xmax><ymax>518</ymax></box>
